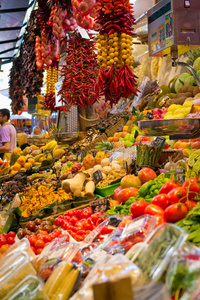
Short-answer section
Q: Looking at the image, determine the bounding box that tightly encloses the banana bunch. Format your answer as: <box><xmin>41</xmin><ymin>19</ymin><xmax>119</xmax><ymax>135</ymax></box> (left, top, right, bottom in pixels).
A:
<box><xmin>46</xmin><ymin>66</ymin><xmax>58</xmax><ymax>94</ymax></box>
<box><xmin>43</xmin><ymin>261</ymin><xmax>81</xmax><ymax>300</ymax></box>
<box><xmin>41</xmin><ymin>140</ymin><xmax>57</xmax><ymax>152</ymax></box>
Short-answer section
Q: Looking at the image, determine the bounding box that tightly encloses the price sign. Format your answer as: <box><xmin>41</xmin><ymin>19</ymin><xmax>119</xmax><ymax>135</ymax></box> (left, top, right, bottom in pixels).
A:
<box><xmin>91</xmin><ymin>198</ymin><xmax>110</xmax><ymax>213</ymax></box>
<box><xmin>123</xmin><ymin>160</ymin><xmax>128</xmax><ymax>172</ymax></box>
<box><xmin>146</xmin><ymin>112</ymin><xmax>154</xmax><ymax>119</ymax></box>
<box><xmin>92</xmin><ymin>170</ymin><xmax>103</xmax><ymax>184</ymax></box>
<box><xmin>77</xmin><ymin>26</ymin><xmax>90</xmax><ymax>39</ymax></box>
<box><xmin>176</xmin><ymin>168</ymin><xmax>186</xmax><ymax>185</ymax></box>
<box><xmin>152</xmin><ymin>137</ymin><xmax>166</xmax><ymax>148</ymax></box>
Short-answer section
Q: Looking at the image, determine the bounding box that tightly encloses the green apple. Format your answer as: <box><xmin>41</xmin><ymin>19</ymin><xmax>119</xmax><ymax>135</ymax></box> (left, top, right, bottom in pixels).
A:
<box><xmin>119</xmin><ymin>138</ymin><xmax>124</xmax><ymax>142</ymax></box>
<box><xmin>125</xmin><ymin>140</ymin><xmax>133</xmax><ymax>147</ymax></box>
<box><xmin>129</xmin><ymin>134</ymin><xmax>135</xmax><ymax>143</ymax></box>
<box><xmin>124</xmin><ymin>133</ymin><xmax>131</xmax><ymax>141</ymax></box>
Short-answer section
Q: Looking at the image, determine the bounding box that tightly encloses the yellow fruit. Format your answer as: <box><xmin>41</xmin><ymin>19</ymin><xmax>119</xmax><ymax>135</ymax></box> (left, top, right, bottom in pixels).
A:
<box><xmin>12</xmin><ymin>163</ymin><xmax>21</xmax><ymax>171</ymax></box>
<box><xmin>20</xmin><ymin>168</ymin><xmax>26</xmax><ymax>171</ymax></box>
<box><xmin>95</xmin><ymin>151</ymin><xmax>106</xmax><ymax>165</ymax></box>
<box><xmin>10</xmin><ymin>170</ymin><xmax>18</xmax><ymax>176</ymax></box>
<box><xmin>24</xmin><ymin>162</ymin><xmax>32</xmax><ymax>170</ymax></box>
<box><xmin>17</xmin><ymin>156</ymin><xmax>27</xmax><ymax>166</ymax></box>
<box><xmin>30</xmin><ymin>145</ymin><xmax>39</xmax><ymax>151</ymax></box>
<box><xmin>12</xmin><ymin>147</ymin><xmax>21</xmax><ymax>154</ymax></box>
<box><xmin>28</xmin><ymin>158</ymin><xmax>35</xmax><ymax>166</ymax></box>
<box><xmin>83</xmin><ymin>154</ymin><xmax>95</xmax><ymax>169</ymax></box>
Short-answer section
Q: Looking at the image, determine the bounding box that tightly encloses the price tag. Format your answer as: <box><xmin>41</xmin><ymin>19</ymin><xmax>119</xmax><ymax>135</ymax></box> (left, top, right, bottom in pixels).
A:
<box><xmin>92</xmin><ymin>170</ymin><xmax>103</xmax><ymax>184</ymax></box>
<box><xmin>146</xmin><ymin>112</ymin><xmax>154</xmax><ymax>119</ymax></box>
<box><xmin>91</xmin><ymin>198</ymin><xmax>110</xmax><ymax>213</ymax></box>
<box><xmin>152</xmin><ymin>137</ymin><xmax>166</xmax><ymax>148</ymax></box>
<box><xmin>176</xmin><ymin>168</ymin><xmax>186</xmax><ymax>185</ymax></box>
<box><xmin>123</xmin><ymin>160</ymin><xmax>128</xmax><ymax>172</ymax></box>
<box><xmin>77</xmin><ymin>26</ymin><xmax>90</xmax><ymax>39</ymax></box>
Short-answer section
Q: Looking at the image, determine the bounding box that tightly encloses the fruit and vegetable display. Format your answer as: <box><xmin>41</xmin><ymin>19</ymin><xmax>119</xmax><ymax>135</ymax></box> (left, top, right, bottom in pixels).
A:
<box><xmin>5</xmin><ymin>0</ymin><xmax>200</xmax><ymax>298</ymax></box>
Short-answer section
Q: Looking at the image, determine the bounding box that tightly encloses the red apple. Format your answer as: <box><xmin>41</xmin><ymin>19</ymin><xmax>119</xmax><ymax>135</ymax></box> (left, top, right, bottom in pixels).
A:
<box><xmin>138</xmin><ymin>168</ymin><xmax>157</xmax><ymax>184</ymax></box>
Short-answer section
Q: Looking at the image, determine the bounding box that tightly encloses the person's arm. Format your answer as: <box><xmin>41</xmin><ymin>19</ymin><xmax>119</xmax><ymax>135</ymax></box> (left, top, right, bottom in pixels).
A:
<box><xmin>0</xmin><ymin>142</ymin><xmax>10</xmax><ymax>153</ymax></box>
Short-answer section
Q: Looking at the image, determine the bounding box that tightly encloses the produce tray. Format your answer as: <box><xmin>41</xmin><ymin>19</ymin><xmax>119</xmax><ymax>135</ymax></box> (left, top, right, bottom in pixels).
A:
<box><xmin>138</xmin><ymin>118</ymin><xmax>200</xmax><ymax>138</ymax></box>
<box><xmin>95</xmin><ymin>181</ymin><xmax>121</xmax><ymax>197</ymax></box>
<box><xmin>53</xmin><ymin>132</ymin><xmax>85</xmax><ymax>144</ymax></box>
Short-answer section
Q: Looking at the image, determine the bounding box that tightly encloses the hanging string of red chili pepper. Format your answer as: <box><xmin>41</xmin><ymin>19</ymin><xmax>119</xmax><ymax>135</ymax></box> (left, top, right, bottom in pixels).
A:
<box><xmin>95</xmin><ymin>0</ymin><xmax>140</xmax><ymax>105</ymax></box>
<box><xmin>58</xmin><ymin>32</ymin><xmax>99</xmax><ymax>110</ymax></box>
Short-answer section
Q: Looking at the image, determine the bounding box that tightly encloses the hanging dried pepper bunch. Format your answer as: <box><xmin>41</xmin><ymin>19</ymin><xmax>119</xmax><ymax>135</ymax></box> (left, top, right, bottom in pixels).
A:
<box><xmin>20</xmin><ymin>10</ymin><xmax>44</xmax><ymax>98</ymax></box>
<box><xmin>95</xmin><ymin>0</ymin><xmax>139</xmax><ymax>105</ymax></box>
<box><xmin>58</xmin><ymin>32</ymin><xmax>99</xmax><ymax>109</ymax></box>
<box><xmin>9</xmin><ymin>58</ymin><xmax>24</xmax><ymax>114</ymax></box>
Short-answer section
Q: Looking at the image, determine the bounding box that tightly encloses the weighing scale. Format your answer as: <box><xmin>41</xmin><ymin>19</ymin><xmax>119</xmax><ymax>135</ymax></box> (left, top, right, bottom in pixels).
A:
<box><xmin>138</xmin><ymin>0</ymin><xmax>200</xmax><ymax>139</ymax></box>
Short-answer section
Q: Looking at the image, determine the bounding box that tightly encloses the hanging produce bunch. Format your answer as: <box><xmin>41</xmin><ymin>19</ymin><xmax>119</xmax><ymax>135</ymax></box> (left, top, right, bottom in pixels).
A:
<box><xmin>44</xmin><ymin>65</ymin><xmax>59</xmax><ymax>113</ymax></box>
<box><xmin>9</xmin><ymin>58</ymin><xmax>24</xmax><ymax>115</ymax></box>
<box><xmin>95</xmin><ymin>0</ymin><xmax>139</xmax><ymax>105</ymax></box>
<box><xmin>58</xmin><ymin>32</ymin><xmax>99</xmax><ymax>109</ymax></box>
<box><xmin>20</xmin><ymin>10</ymin><xmax>44</xmax><ymax>99</ymax></box>
<box><xmin>71</xmin><ymin>0</ymin><xmax>99</xmax><ymax>30</ymax></box>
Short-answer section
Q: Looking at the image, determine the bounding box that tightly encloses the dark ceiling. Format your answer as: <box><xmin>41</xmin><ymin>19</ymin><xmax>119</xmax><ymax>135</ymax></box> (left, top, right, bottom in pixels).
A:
<box><xmin>0</xmin><ymin>0</ymin><xmax>35</xmax><ymax>66</ymax></box>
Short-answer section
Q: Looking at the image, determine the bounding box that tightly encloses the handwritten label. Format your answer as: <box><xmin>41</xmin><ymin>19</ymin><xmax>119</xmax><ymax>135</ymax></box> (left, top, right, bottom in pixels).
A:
<box><xmin>91</xmin><ymin>198</ymin><xmax>110</xmax><ymax>213</ymax></box>
<box><xmin>176</xmin><ymin>168</ymin><xmax>186</xmax><ymax>185</ymax></box>
<box><xmin>92</xmin><ymin>170</ymin><xmax>103</xmax><ymax>184</ymax></box>
<box><xmin>152</xmin><ymin>136</ymin><xmax>166</xmax><ymax>148</ymax></box>
<box><xmin>146</xmin><ymin>112</ymin><xmax>154</xmax><ymax>119</ymax></box>
<box><xmin>77</xmin><ymin>26</ymin><xmax>90</xmax><ymax>39</ymax></box>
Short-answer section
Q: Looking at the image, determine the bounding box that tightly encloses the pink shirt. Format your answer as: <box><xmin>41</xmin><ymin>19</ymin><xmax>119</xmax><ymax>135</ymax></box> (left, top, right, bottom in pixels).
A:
<box><xmin>0</xmin><ymin>123</ymin><xmax>17</xmax><ymax>153</ymax></box>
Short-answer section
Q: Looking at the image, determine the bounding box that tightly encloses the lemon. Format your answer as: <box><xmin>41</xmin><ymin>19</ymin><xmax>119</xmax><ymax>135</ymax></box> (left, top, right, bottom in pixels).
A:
<box><xmin>101</xmin><ymin>47</ymin><xmax>106</xmax><ymax>52</ymax></box>
<box><xmin>121</xmin><ymin>33</ymin><xmax>126</xmax><ymax>38</ymax></box>
<box><xmin>121</xmin><ymin>38</ymin><xmax>126</xmax><ymax>43</ymax></box>
<box><xmin>102</xmin><ymin>53</ymin><xmax>107</xmax><ymax>58</ymax></box>
<box><xmin>113</xmin><ymin>42</ymin><xmax>118</xmax><ymax>47</ymax></box>
<box><xmin>130</xmin><ymin>66</ymin><xmax>134</xmax><ymax>69</ymax></box>
<box><xmin>114</xmin><ymin>52</ymin><xmax>119</xmax><ymax>57</ymax></box>
<box><xmin>108</xmin><ymin>39</ymin><xmax>113</xmax><ymax>44</ymax></box>
<box><xmin>113</xmin><ymin>37</ymin><xmax>118</xmax><ymax>41</ymax></box>
<box><xmin>113</xmin><ymin>32</ymin><xmax>118</xmax><ymax>37</ymax></box>
<box><xmin>97</xmin><ymin>55</ymin><xmax>103</xmax><ymax>61</ymax></box>
<box><xmin>109</xmin><ymin>53</ymin><xmax>114</xmax><ymax>58</ymax></box>
<box><xmin>109</xmin><ymin>34</ymin><xmax>114</xmax><ymax>38</ymax></box>
<box><xmin>109</xmin><ymin>48</ymin><xmax>114</xmax><ymax>53</ymax></box>
<box><xmin>109</xmin><ymin>59</ymin><xmax>114</xmax><ymax>65</ymax></box>
<box><xmin>122</xmin><ymin>55</ymin><xmax>127</xmax><ymax>60</ymax></box>
<box><xmin>114</xmin><ymin>57</ymin><xmax>119</xmax><ymax>62</ymax></box>
<box><xmin>102</xmin><ymin>63</ymin><xmax>107</xmax><ymax>68</ymax></box>
<box><xmin>97</xmin><ymin>43</ymin><xmax>101</xmax><ymax>48</ymax></box>
<box><xmin>126</xmin><ymin>58</ymin><xmax>131</xmax><ymax>64</ymax></box>
<box><xmin>122</xmin><ymin>49</ymin><xmax>127</xmax><ymax>55</ymax></box>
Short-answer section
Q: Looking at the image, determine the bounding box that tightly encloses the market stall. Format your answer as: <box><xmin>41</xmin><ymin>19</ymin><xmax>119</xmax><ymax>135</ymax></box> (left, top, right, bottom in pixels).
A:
<box><xmin>1</xmin><ymin>0</ymin><xmax>200</xmax><ymax>299</ymax></box>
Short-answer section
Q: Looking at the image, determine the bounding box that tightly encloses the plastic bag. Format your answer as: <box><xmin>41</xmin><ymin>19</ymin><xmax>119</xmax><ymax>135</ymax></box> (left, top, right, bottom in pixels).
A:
<box><xmin>166</xmin><ymin>253</ymin><xmax>200</xmax><ymax>299</ymax></box>
<box><xmin>133</xmin><ymin>283</ymin><xmax>171</xmax><ymax>300</ymax></box>
<box><xmin>71</xmin><ymin>254</ymin><xmax>142</xmax><ymax>300</ymax></box>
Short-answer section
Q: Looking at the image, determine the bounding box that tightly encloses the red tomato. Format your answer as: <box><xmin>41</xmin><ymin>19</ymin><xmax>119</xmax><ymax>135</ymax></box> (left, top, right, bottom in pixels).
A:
<box><xmin>164</xmin><ymin>203</ymin><xmax>188</xmax><ymax>222</ymax></box>
<box><xmin>144</xmin><ymin>204</ymin><xmax>164</xmax><ymax>216</ymax></box>
<box><xmin>182</xmin><ymin>178</ymin><xmax>200</xmax><ymax>200</ymax></box>
<box><xmin>0</xmin><ymin>236</ymin><xmax>6</xmax><ymax>247</ymax></box>
<box><xmin>117</xmin><ymin>187</ymin><xmax>139</xmax><ymax>204</ymax></box>
<box><xmin>55</xmin><ymin>218</ymin><xmax>61</xmax><ymax>226</ymax></box>
<box><xmin>70</xmin><ymin>216</ymin><xmax>79</xmax><ymax>225</ymax></box>
<box><xmin>76</xmin><ymin>229</ymin><xmax>86</xmax><ymax>236</ymax></box>
<box><xmin>36</xmin><ymin>248</ymin><xmax>43</xmax><ymax>255</ymax></box>
<box><xmin>118</xmin><ymin>215</ymin><xmax>133</xmax><ymax>231</ymax></box>
<box><xmin>43</xmin><ymin>235</ymin><xmax>52</xmax><ymax>243</ymax></box>
<box><xmin>7</xmin><ymin>237</ymin><xmax>15</xmax><ymax>245</ymax></box>
<box><xmin>82</xmin><ymin>207</ymin><xmax>93</xmax><ymax>219</ymax></box>
<box><xmin>155</xmin><ymin>215</ymin><xmax>166</xmax><ymax>227</ymax></box>
<box><xmin>185</xmin><ymin>200</ymin><xmax>197</xmax><ymax>211</ymax></box>
<box><xmin>2</xmin><ymin>233</ymin><xmax>9</xmax><ymax>239</ymax></box>
<box><xmin>35</xmin><ymin>239</ymin><xmax>45</xmax><ymax>249</ymax></box>
<box><xmin>138</xmin><ymin>168</ymin><xmax>157</xmax><ymax>183</ymax></box>
<box><xmin>159</xmin><ymin>180</ymin><xmax>180</xmax><ymax>194</ymax></box>
<box><xmin>8</xmin><ymin>232</ymin><xmax>16</xmax><ymax>238</ymax></box>
<box><xmin>100</xmin><ymin>225</ymin><xmax>115</xmax><ymax>235</ymax></box>
<box><xmin>130</xmin><ymin>200</ymin><xmax>149</xmax><ymax>218</ymax></box>
<box><xmin>151</xmin><ymin>194</ymin><xmax>169</xmax><ymax>209</ymax></box>
<box><xmin>168</xmin><ymin>187</ymin><xmax>187</xmax><ymax>204</ymax></box>
<box><xmin>29</xmin><ymin>235</ymin><xmax>37</xmax><ymax>247</ymax></box>
<box><xmin>114</xmin><ymin>186</ymin><xmax>122</xmax><ymax>200</ymax></box>
<box><xmin>76</xmin><ymin>209</ymin><xmax>83</xmax><ymax>220</ymax></box>
<box><xmin>39</xmin><ymin>231</ymin><xmax>49</xmax><ymax>236</ymax></box>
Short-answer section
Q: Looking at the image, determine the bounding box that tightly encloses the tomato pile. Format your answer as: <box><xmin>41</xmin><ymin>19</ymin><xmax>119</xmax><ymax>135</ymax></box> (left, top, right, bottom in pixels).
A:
<box><xmin>0</xmin><ymin>232</ymin><xmax>16</xmax><ymax>255</ymax></box>
<box><xmin>130</xmin><ymin>178</ymin><xmax>200</xmax><ymax>224</ymax></box>
<box><xmin>55</xmin><ymin>207</ymin><xmax>107</xmax><ymax>241</ymax></box>
<box><xmin>28</xmin><ymin>229</ymin><xmax>69</xmax><ymax>255</ymax></box>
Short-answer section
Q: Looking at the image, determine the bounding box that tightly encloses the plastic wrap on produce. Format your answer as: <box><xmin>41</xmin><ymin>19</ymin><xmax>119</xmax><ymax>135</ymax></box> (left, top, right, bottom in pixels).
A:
<box><xmin>133</xmin><ymin>283</ymin><xmax>171</xmax><ymax>300</ymax></box>
<box><xmin>71</xmin><ymin>254</ymin><xmax>142</xmax><ymax>300</ymax></box>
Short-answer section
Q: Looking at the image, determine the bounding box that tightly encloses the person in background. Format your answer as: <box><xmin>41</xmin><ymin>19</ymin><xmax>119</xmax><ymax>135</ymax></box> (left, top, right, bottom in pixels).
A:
<box><xmin>0</xmin><ymin>109</ymin><xmax>17</xmax><ymax>160</ymax></box>
<box><xmin>17</xmin><ymin>127</ymin><xmax>22</xmax><ymax>133</ymax></box>
<box><xmin>38</xmin><ymin>121</ymin><xmax>46</xmax><ymax>135</ymax></box>
<box><xmin>33</xmin><ymin>126</ymin><xmax>41</xmax><ymax>136</ymax></box>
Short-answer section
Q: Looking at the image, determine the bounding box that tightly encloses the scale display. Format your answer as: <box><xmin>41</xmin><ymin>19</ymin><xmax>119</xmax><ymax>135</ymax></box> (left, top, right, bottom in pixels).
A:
<box><xmin>148</xmin><ymin>0</ymin><xmax>200</xmax><ymax>57</ymax></box>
